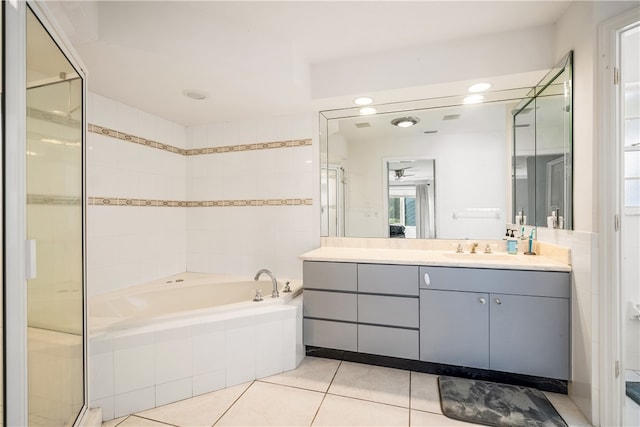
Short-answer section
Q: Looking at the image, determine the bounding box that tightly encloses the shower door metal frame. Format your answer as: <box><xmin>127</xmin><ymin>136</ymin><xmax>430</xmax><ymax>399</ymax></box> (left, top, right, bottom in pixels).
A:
<box><xmin>4</xmin><ymin>1</ymin><xmax>88</xmax><ymax>425</ymax></box>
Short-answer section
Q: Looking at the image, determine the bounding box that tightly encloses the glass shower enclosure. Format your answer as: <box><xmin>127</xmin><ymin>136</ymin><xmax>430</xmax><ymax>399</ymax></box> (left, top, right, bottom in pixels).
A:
<box><xmin>25</xmin><ymin>6</ymin><xmax>85</xmax><ymax>426</ymax></box>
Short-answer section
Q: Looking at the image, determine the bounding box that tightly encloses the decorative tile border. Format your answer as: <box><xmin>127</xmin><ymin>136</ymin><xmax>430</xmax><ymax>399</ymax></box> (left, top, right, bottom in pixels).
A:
<box><xmin>27</xmin><ymin>194</ymin><xmax>82</xmax><ymax>206</ymax></box>
<box><xmin>88</xmin><ymin>124</ymin><xmax>311</xmax><ymax>156</ymax></box>
<box><xmin>88</xmin><ymin>124</ymin><xmax>187</xmax><ymax>155</ymax></box>
<box><xmin>89</xmin><ymin>197</ymin><xmax>313</xmax><ymax>207</ymax></box>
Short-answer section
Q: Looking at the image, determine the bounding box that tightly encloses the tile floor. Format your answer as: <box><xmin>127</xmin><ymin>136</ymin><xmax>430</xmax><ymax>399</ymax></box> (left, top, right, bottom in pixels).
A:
<box><xmin>103</xmin><ymin>357</ymin><xmax>593</xmax><ymax>427</ymax></box>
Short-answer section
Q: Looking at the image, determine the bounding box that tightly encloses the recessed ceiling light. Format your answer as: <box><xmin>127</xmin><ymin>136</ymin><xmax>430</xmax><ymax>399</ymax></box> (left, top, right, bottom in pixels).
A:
<box><xmin>354</xmin><ymin>96</ymin><xmax>374</xmax><ymax>106</ymax></box>
<box><xmin>391</xmin><ymin>117</ymin><xmax>420</xmax><ymax>128</ymax></box>
<box><xmin>359</xmin><ymin>107</ymin><xmax>377</xmax><ymax>115</ymax></box>
<box><xmin>468</xmin><ymin>83</ymin><xmax>491</xmax><ymax>93</ymax></box>
<box><xmin>183</xmin><ymin>89</ymin><xmax>208</xmax><ymax>100</ymax></box>
<box><xmin>463</xmin><ymin>94</ymin><xmax>484</xmax><ymax>105</ymax></box>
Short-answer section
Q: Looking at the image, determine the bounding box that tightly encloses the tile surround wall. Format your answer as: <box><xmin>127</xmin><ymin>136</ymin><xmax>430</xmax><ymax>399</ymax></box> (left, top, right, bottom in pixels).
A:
<box><xmin>87</xmin><ymin>93</ymin><xmax>316</xmax><ymax>295</ymax></box>
<box><xmin>185</xmin><ymin>114</ymin><xmax>316</xmax><ymax>280</ymax></box>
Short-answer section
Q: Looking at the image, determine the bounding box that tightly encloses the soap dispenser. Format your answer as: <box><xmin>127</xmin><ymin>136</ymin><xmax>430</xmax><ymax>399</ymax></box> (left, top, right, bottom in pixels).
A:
<box><xmin>507</xmin><ymin>229</ymin><xmax>518</xmax><ymax>255</ymax></box>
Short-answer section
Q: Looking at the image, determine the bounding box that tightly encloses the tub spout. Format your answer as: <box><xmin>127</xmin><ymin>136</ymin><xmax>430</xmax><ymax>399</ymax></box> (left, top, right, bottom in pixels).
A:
<box><xmin>254</xmin><ymin>268</ymin><xmax>279</xmax><ymax>298</ymax></box>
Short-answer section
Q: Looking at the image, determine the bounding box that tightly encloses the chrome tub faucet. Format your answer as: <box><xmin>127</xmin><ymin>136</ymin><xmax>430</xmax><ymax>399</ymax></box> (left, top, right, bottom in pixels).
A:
<box><xmin>254</xmin><ymin>268</ymin><xmax>279</xmax><ymax>298</ymax></box>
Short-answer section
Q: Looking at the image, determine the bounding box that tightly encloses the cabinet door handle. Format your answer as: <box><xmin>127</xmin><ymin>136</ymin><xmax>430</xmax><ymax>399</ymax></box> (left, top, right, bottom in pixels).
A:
<box><xmin>423</xmin><ymin>273</ymin><xmax>430</xmax><ymax>286</ymax></box>
<box><xmin>495</xmin><ymin>298</ymin><xmax>502</xmax><ymax>305</ymax></box>
<box><xmin>479</xmin><ymin>297</ymin><xmax>486</xmax><ymax>304</ymax></box>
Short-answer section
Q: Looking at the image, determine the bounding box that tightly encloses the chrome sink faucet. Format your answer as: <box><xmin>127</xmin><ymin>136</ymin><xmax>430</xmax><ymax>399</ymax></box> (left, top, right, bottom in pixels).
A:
<box><xmin>254</xmin><ymin>268</ymin><xmax>279</xmax><ymax>298</ymax></box>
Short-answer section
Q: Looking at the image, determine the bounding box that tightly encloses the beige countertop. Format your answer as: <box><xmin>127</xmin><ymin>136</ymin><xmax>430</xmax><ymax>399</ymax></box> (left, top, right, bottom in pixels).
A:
<box><xmin>299</xmin><ymin>246</ymin><xmax>571</xmax><ymax>272</ymax></box>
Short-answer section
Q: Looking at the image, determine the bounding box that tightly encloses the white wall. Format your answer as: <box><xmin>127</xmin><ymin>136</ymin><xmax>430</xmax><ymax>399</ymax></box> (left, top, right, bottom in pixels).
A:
<box><xmin>545</xmin><ymin>1</ymin><xmax>640</xmax><ymax>424</ymax></box>
<box><xmin>311</xmin><ymin>24</ymin><xmax>556</xmax><ymax>99</ymax></box>
<box><xmin>185</xmin><ymin>114</ymin><xmax>317</xmax><ymax>280</ymax></box>
<box><xmin>86</xmin><ymin>93</ymin><xmax>187</xmax><ymax>296</ymax></box>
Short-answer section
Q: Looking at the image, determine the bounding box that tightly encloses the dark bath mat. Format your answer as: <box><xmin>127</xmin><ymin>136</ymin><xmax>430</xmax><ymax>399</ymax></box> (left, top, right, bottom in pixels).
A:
<box><xmin>438</xmin><ymin>376</ymin><xmax>568</xmax><ymax>427</ymax></box>
<box><xmin>627</xmin><ymin>382</ymin><xmax>640</xmax><ymax>406</ymax></box>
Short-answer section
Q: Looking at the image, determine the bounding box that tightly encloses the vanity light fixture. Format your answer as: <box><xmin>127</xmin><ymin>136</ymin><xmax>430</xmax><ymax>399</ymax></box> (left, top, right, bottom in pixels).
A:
<box><xmin>354</xmin><ymin>96</ymin><xmax>374</xmax><ymax>106</ymax></box>
<box><xmin>463</xmin><ymin>94</ymin><xmax>484</xmax><ymax>105</ymax></box>
<box><xmin>359</xmin><ymin>107</ymin><xmax>377</xmax><ymax>115</ymax></box>
<box><xmin>391</xmin><ymin>116</ymin><xmax>420</xmax><ymax>128</ymax></box>
<box><xmin>468</xmin><ymin>82</ymin><xmax>492</xmax><ymax>93</ymax></box>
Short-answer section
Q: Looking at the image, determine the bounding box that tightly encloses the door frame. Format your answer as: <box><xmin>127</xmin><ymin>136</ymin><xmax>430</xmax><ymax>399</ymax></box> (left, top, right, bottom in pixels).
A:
<box><xmin>598</xmin><ymin>7</ymin><xmax>640</xmax><ymax>427</ymax></box>
<box><xmin>4</xmin><ymin>1</ymin><xmax>89</xmax><ymax>425</ymax></box>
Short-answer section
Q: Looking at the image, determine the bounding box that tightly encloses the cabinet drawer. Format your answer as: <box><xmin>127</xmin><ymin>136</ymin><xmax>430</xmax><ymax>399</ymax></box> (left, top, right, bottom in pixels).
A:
<box><xmin>304</xmin><ymin>261</ymin><xmax>357</xmax><ymax>291</ymax></box>
<box><xmin>420</xmin><ymin>266</ymin><xmax>570</xmax><ymax>298</ymax></box>
<box><xmin>358</xmin><ymin>324</ymin><xmax>419</xmax><ymax>360</ymax></box>
<box><xmin>304</xmin><ymin>290</ymin><xmax>357</xmax><ymax>322</ymax></box>
<box><xmin>304</xmin><ymin>319</ymin><xmax>357</xmax><ymax>352</ymax></box>
<box><xmin>358</xmin><ymin>294</ymin><xmax>418</xmax><ymax>328</ymax></box>
<box><xmin>358</xmin><ymin>264</ymin><xmax>418</xmax><ymax>296</ymax></box>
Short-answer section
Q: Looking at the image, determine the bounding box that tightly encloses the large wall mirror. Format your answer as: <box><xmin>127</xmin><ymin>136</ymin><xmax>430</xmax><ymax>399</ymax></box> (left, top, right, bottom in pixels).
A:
<box><xmin>513</xmin><ymin>52</ymin><xmax>573</xmax><ymax>230</ymax></box>
<box><xmin>320</xmin><ymin>53</ymin><xmax>573</xmax><ymax>240</ymax></box>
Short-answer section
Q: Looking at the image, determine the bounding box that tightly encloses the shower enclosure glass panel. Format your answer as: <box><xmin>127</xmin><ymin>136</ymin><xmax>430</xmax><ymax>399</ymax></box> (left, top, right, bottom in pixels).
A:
<box><xmin>1</xmin><ymin>3</ymin><xmax>4</xmax><ymax>426</ymax></box>
<box><xmin>26</xmin><ymin>8</ymin><xmax>84</xmax><ymax>426</ymax></box>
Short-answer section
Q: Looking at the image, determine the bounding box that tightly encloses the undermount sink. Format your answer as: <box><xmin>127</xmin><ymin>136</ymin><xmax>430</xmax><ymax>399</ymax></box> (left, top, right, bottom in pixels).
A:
<box><xmin>442</xmin><ymin>252</ymin><xmax>517</xmax><ymax>261</ymax></box>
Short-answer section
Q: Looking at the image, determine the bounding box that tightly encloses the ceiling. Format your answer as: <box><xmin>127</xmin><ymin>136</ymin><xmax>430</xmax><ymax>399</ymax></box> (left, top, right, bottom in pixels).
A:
<box><xmin>49</xmin><ymin>0</ymin><xmax>573</xmax><ymax>126</ymax></box>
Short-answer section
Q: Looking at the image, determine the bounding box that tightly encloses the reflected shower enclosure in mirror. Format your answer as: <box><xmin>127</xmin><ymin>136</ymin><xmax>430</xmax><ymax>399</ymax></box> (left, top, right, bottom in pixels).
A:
<box><xmin>320</xmin><ymin>88</ymin><xmax>533</xmax><ymax>240</ymax></box>
<box><xmin>512</xmin><ymin>52</ymin><xmax>573</xmax><ymax>230</ymax></box>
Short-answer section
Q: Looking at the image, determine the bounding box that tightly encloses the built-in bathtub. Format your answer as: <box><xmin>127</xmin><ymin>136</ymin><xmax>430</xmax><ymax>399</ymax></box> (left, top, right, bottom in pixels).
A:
<box><xmin>88</xmin><ymin>273</ymin><xmax>304</xmax><ymax>421</ymax></box>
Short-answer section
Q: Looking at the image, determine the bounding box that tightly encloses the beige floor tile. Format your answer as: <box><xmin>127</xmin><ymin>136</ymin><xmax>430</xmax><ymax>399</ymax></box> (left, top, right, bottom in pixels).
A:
<box><xmin>328</xmin><ymin>361</ymin><xmax>410</xmax><ymax>408</ymax></box>
<box><xmin>136</xmin><ymin>382</ymin><xmax>251</xmax><ymax>427</ymax></box>
<box><xmin>313</xmin><ymin>394</ymin><xmax>409</xmax><ymax>427</ymax></box>
<box><xmin>102</xmin><ymin>416</ymin><xmax>127</xmax><ymax>427</ymax></box>
<box><xmin>410</xmin><ymin>372</ymin><xmax>443</xmax><ymax>414</ymax></box>
<box><xmin>260</xmin><ymin>356</ymin><xmax>341</xmax><ymax>392</ymax></box>
<box><xmin>543</xmin><ymin>391</ymin><xmax>594</xmax><ymax>427</ymax></box>
<box><xmin>115</xmin><ymin>415</ymin><xmax>174</xmax><ymax>426</ymax></box>
<box><xmin>410</xmin><ymin>409</ymin><xmax>478</xmax><ymax>426</ymax></box>
<box><xmin>215</xmin><ymin>381</ymin><xmax>324</xmax><ymax>426</ymax></box>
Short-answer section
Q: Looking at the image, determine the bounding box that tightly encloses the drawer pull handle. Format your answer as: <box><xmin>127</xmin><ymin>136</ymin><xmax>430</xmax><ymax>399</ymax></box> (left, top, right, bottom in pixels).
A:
<box><xmin>495</xmin><ymin>298</ymin><xmax>502</xmax><ymax>305</ymax></box>
<box><xmin>479</xmin><ymin>297</ymin><xmax>486</xmax><ymax>304</ymax></box>
<box><xmin>423</xmin><ymin>273</ymin><xmax>431</xmax><ymax>286</ymax></box>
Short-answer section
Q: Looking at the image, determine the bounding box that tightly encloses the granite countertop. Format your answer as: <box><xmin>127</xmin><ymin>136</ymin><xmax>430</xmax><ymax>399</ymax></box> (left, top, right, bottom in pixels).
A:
<box><xmin>299</xmin><ymin>247</ymin><xmax>571</xmax><ymax>272</ymax></box>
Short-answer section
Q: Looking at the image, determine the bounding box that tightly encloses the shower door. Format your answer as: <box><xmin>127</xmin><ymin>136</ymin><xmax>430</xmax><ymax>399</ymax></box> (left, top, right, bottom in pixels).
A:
<box><xmin>26</xmin><ymin>7</ymin><xmax>85</xmax><ymax>426</ymax></box>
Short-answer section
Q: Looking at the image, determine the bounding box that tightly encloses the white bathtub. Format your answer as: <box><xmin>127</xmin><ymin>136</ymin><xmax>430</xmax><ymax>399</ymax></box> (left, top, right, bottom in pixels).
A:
<box><xmin>89</xmin><ymin>273</ymin><xmax>305</xmax><ymax>421</ymax></box>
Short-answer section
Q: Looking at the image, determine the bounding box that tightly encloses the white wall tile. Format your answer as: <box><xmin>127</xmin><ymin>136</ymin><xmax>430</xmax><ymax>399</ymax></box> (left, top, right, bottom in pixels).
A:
<box><xmin>90</xmin><ymin>396</ymin><xmax>114</xmax><ymax>422</ymax></box>
<box><xmin>255</xmin><ymin>320</ymin><xmax>284</xmax><ymax>379</ymax></box>
<box><xmin>91</xmin><ymin>95</ymin><xmax>118</xmax><ymax>130</ymax></box>
<box><xmin>155</xmin><ymin>330</ymin><xmax>193</xmax><ymax>384</ymax></box>
<box><xmin>225</xmin><ymin>325</ymin><xmax>256</xmax><ymax>385</ymax></box>
<box><xmin>155</xmin><ymin>378</ymin><xmax>193</xmax><ymax>407</ymax></box>
<box><xmin>113</xmin><ymin>387</ymin><xmax>155</xmax><ymax>418</ymax></box>
<box><xmin>193</xmin><ymin>370</ymin><xmax>226</xmax><ymax>396</ymax></box>
<box><xmin>113</xmin><ymin>334</ymin><xmax>155</xmax><ymax>394</ymax></box>
<box><xmin>193</xmin><ymin>329</ymin><xmax>226</xmax><ymax>375</ymax></box>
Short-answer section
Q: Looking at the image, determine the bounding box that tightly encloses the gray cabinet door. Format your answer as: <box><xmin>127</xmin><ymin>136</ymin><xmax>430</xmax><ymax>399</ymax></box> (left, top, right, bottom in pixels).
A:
<box><xmin>358</xmin><ymin>324</ymin><xmax>419</xmax><ymax>360</ymax></box>
<box><xmin>304</xmin><ymin>319</ymin><xmax>357</xmax><ymax>352</ymax></box>
<box><xmin>420</xmin><ymin>289</ymin><xmax>490</xmax><ymax>369</ymax></box>
<box><xmin>490</xmin><ymin>294</ymin><xmax>570</xmax><ymax>380</ymax></box>
<box><xmin>358</xmin><ymin>264</ymin><xmax>419</xmax><ymax>296</ymax></box>
<box><xmin>358</xmin><ymin>294</ymin><xmax>418</xmax><ymax>328</ymax></box>
<box><xmin>303</xmin><ymin>261</ymin><xmax>357</xmax><ymax>291</ymax></box>
<box><xmin>304</xmin><ymin>290</ymin><xmax>357</xmax><ymax>322</ymax></box>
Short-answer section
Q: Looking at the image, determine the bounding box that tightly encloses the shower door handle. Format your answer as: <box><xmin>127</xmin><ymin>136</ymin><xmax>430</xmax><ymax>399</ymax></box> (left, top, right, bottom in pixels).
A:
<box><xmin>26</xmin><ymin>239</ymin><xmax>37</xmax><ymax>280</ymax></box>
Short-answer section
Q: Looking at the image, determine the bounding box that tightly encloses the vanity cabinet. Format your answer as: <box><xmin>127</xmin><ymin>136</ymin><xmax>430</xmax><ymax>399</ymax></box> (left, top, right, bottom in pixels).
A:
<box><xmin>419</xmin><ymin>266</ymin><xmax>570</xmax><ymax>380</ymax></box>
<box><xmin>303</xmin><ymin>261</ymin><xmax>419</xmax><ymax>359</ymax></box>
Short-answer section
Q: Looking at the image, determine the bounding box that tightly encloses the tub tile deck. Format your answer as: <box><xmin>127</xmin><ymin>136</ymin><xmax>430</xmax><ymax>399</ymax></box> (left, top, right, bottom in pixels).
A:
<box><xmin>103</xmin><ymin>356</ymin><xmax>593</xmax><ymax>427</ymax></box>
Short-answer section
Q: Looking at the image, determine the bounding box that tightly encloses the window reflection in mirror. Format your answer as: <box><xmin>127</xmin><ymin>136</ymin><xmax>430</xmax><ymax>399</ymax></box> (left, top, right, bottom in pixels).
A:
<box><xmin>386</xmin><ymin>159</ymin><xmax>435</xmax><ymax>239</ymax></box>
